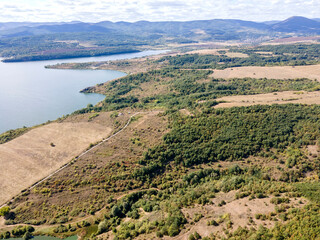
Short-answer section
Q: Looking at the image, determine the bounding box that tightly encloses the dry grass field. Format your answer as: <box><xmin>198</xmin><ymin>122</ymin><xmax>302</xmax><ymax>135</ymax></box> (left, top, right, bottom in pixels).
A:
<box><xmin>212</xmin><ymin>64</ymin><xmax>320</xmax><ymax>81</ymax></box>
<box><xmin>186</xmin><ymin>49</ymin><xmax>249</xmax><ymax>58</ymax></box>
<box><xmin>215</xmin><ymin>91</ymin><xmax>320</xmax><ymax>108</ymax></box>
<box><xmin>186</xmin><ymin>49</ymin><xmax>224</xmax><ymax>55</ymax></box>
<box><xmin>174</xmin><ymin>192</ymin><xmax>307</xmax><ymax>240</ymax></box>
<box><xmin>0</xmin><ymin>120</ymin><xmax>112</xmax><ymax>205</ymax></box>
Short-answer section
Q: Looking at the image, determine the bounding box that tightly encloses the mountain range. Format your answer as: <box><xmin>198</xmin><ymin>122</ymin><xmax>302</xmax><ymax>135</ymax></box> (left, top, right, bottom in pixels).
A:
<box><xmin>0</xmin><ymin>16</ymin><xmax>320</xmax><ymax>40</ymax></box>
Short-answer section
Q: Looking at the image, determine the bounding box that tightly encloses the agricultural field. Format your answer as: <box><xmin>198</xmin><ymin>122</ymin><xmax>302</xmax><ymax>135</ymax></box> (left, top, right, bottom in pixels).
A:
<box><xmin>0</xmin><ymin>112</ymin><xmax>125</xmax><ymax>205</ymax></box>
<box><xmin>215</xmin><ymin>90</ymin><xmax>320</xmax><ymax>108</ymax></box>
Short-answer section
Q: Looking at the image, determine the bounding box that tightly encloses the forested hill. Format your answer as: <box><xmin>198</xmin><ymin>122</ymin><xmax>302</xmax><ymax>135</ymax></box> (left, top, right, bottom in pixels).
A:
<box><xmin>1</xmin><ymin>16</ymin><xmax>320</xmax><ymax>39</ymax></box>
<box><xmin>1</xmin><ymin>16</ymin><xmax>320</xmax><ymax>62</ymax></box>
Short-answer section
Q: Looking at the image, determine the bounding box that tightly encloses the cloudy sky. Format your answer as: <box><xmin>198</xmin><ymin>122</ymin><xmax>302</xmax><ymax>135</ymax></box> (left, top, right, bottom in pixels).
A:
<box><xmin>0</xmin><ymin>0</ymin><xmax>319</xmax><ymax>23</ymax></box>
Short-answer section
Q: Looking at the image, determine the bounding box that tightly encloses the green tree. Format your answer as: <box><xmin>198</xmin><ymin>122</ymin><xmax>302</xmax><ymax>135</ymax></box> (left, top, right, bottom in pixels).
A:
<box><xmin>0</xmin><ymin>206</ymin><xmax>10</xmax><ymax>217</ymax></box>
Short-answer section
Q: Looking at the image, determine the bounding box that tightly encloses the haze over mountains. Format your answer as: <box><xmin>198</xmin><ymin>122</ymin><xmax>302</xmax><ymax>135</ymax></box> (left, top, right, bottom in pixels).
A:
<box><xmin>0</xmin><ymin>16</ymin><xmax>320</xmax><ymax>40</ymax></box>
<box><xmin>1</xmin><ymin>16</ymin><xmax>320</xmax><ymax>63</ymax></box>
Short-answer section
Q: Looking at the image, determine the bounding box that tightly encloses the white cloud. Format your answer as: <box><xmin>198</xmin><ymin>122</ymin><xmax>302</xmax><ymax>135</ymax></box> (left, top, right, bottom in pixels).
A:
<box><xmin>0</xmin><ymin>0</ymin><xmax>319</xmax><ymax>22</ymax></box>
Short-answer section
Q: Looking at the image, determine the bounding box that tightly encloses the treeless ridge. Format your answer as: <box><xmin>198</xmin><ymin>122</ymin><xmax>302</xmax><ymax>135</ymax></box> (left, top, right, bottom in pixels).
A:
<box><xmin>0</xmin><ymin>122</ymin><xmax>111</xmax><ymax>205</ymax></box>
<box><xmin>214</xmin><ymin>91</ymin><xmax>320</xmax><ymax>108</ymax></box>
<box><xmin>212</xmin><ymin>64</ymin><xmax>320</xmax><ymax>81</ymax></box>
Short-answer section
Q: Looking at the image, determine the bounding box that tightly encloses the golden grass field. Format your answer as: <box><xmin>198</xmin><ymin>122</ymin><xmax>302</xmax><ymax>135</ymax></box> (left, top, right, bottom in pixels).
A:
<box><xmin>212</xmin><ymin>64</ymin><xmax>320</xmax><ymax>81</ymax></box>
<box><xmin>0</xmin><ymin>121</ymin><xmax>111</xmax><ymax>205</ymax></box>
<box><xmin>215</xmin><ymin>91</ymin><xmax>320</xmax><ymax>108</ymax></box>
<box><xmin>186</xmin><ymin>49</ymin><xmax>249</xmax><ymax>58</ymax></box>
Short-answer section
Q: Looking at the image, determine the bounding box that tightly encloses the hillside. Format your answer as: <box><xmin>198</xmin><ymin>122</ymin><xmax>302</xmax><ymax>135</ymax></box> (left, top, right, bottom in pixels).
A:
<box><xmin>1</xmin><ymin>16</ymin><xmax>320</xmax><ymax>62</ymax></box>
<box><xmin>271</xmin><ymin>16</ymin><xmax>320</xmax><ymax>33</ymax></box>
<box><xmin>1</xmin><ymin>43</ymin><xmax>320</xmax><ymax>240</ymax></box>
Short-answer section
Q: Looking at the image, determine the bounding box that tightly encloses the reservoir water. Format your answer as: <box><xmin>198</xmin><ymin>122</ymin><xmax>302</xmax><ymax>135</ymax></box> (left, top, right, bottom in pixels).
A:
<box><xmin>0</xmin><ymin>50</ymin><xmax>165</xmax><ymax>134</ymax></box>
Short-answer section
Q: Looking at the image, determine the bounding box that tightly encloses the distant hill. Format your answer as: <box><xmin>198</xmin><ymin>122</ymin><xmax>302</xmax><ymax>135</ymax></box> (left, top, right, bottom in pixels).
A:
<box><xmin>1</xmin><ymin>16</ymin><xmax>320</xmax><ymax>62</ymax></box>
<box><xmin>0</xmin><ymin>22</ymin><xmax>113</xmax><ymax>38</ymax></box>
<box><xmin>271</xmin><ymin>16</ymin><xmax>320</xmax><ymax>33</ymax></box>
<box><xmin>1</xmin><ymin>17</ymin><xmax>320</xmax><ymax>41</ymax></box>
<box><xmin>263</xmin><ymin>20</ymin><xmax>281</xmax><ymax>25</ymax></box>
<box><xmin>0</xmin><ymin>19</ymin><xmax>271</xmax><ymax>42</ymax></box>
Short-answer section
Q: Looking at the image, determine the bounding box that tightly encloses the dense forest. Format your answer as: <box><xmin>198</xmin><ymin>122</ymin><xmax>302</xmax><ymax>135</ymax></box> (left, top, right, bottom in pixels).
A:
<box><xmin>158</xmin><ymin>44</ymin><xmax>320</xmax><ymax>69</ymax></box>
<box><xmin>0</xmin><ymin>33</ymin><xmax>146</xmax><ymax>62</ymax></box>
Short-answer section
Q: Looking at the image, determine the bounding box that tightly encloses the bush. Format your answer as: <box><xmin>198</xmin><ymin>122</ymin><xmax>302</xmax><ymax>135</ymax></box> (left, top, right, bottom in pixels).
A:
<box><xmin>270</xmin><ymin>197</ymin><xmax>290</xmax><ymax>205</ymax></box>
<box><xmin>0</xmin><ymin>207</ymin><xmax>10</xmax><ymax>217</ymax></box>
<box><xmin>189</xmin><ymin>234</ymin><xmax>196</xmax><ymax>240</ymax></box>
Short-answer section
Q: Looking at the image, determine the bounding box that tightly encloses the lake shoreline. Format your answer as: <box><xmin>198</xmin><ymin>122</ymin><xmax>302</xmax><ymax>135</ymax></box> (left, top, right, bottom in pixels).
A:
<box><xmin>1</xmin><ymin>49</ymin><xmax>140</xmax><ymax>63</ymax></box>
<box><xmin>0</xmin><ymin>50</ymin><xmax>167</xmax><ymax>136</ymax></box>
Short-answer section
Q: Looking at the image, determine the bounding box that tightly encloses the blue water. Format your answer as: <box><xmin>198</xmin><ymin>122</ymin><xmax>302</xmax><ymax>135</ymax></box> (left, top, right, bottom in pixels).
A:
<box><xmin>0</xmin><ymin>50</ymin><xmax>166</xmax><ymax>134</ymax></box>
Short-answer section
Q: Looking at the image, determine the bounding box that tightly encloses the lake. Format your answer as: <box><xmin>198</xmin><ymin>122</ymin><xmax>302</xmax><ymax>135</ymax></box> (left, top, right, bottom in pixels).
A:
<box><xmin>0</xmin><ymin>50</ymin><xmax>166</xmax><ymax>134</ymax></box>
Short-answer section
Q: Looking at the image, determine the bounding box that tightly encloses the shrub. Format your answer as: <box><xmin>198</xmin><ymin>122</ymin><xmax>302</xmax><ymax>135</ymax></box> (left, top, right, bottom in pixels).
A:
<box><xmin>0</xmin><ymin>207</ymin><xmax>10</xmax><ymax>217</ymax></box>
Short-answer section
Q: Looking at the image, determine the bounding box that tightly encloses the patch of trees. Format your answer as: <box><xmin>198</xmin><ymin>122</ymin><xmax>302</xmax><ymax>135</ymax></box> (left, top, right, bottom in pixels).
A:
<box><xmin>0</xmin><ymin>127</ymin><xmax>29</xmax><ymax>144</ymax></box>
<box><xmin>137</xmin><ymin>104</ymin><xmax>320</xmax><ymax>178</ymax></box>
<box><xmin>0</xmin><ymin>225</ymin><xmax>34</xmax><ymax>239</ymax></box>
<box><xmin>231</xmin><ymin>43</ymin><xmax>320</xmax><ymax>58</ymax></box>
<box><xmin>159</xmin><ymin>44</ymin><xmax>320</xmax><ymax>69</ymax></box>
<box><xmin>3</xmin><ymin>48</ymin><xmax>139</xmax><ymax>62</ymax></box>
<box><xmin>78</xmin><ymin>68</ymin><xmax>320</xmax><ymax>114</ymax></box>
<box><xmin>0</xmin><ymin>32</ymin><xmax>148</xmax><ymax>62</ymax></box>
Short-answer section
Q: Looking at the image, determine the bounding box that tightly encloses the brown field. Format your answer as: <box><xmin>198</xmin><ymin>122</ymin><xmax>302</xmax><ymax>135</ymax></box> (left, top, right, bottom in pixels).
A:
<box><xmin>212</xmin><ymin>64</ymin><xmax>320</xmax><ymax>81</ymax></box>
<box><xmin>263</xmin><ymin>36</ymin><xmax>320</xmax><ymax>45</ymax></box>
<box><xmin>0</xmin><ymin>119</ymin><xmax>112</xmax><ymax>205</ymax></box>
<box><xmin>225</xmin><ymin>52</ymin><xmax>249</xmax><ymax>58</ymax></box>
<box><xmin>186</xmin><ymin>49</ymin><xmax>225</xmax><ymax>55</ymax></box>
<box><xmin>214</xmin><ymin>91</ymin><xmax>320</xmax><ymax>108</ymax></box>
<box><xmin>186</xmin><ymin>49</ymin><xmax>249</xmax><ymax>58</ymax></box>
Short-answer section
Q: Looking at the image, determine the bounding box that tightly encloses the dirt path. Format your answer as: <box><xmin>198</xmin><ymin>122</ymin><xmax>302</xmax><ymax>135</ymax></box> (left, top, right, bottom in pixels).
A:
<box><xmin>0</xmin><ymin>112</ymin><xmax>149</xmax><ymax>210</ymax></box>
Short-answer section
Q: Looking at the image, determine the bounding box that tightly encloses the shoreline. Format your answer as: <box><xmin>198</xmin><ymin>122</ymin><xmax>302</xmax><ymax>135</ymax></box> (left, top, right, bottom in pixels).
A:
<box><xmin>1</xmin><ymin>49</ymin><xmax>140</xmax><ymax>63</ymax></box>
<box><xmin>0</xmin><ymin>49</ymin><xmax>167</xmax><ymax>137</ymax></box>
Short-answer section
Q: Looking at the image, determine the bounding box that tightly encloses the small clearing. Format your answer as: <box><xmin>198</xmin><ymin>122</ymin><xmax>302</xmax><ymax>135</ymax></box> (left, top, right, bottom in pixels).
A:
<box><xmin>186</xmin><ymin>49</ymin><xmax>225</xmax><ymax>55</ymax></box>
<box><xmin>212</xmin><ymin>64</ymin><xmax>320</xmax><ymax>81</ymax></box>
<box><xmin>186</xmin><ymin>49</ymin><xmax>249</xmax><ymax>58</ymax></box>
<box><xmin>174</xmin><ymin>191</ymin><xmax>307</xmax><ymax>240</ymax></box>
<box><xmin>0</xmin><ymin>121</ymin><xmax>111</xmax><ymax>205</ymax></box>
<box><xmin>214</xmin><ymin>91</ymin><xmax>320</xmax><ymax>108</ymax></box>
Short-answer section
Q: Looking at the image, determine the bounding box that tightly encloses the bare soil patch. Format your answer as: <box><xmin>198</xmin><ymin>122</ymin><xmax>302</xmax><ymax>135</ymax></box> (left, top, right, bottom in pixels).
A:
<box><xmin>214</xmin><ymin>91</ymin><xmax>320</xmax><ymax>108</ymax></box>
<box><xmin>212</xmin><ymin>64</ymin><xmax>320</xmax><ymax>81</ymax></box>
<box><xmin>0</xmin><ymin>121</ymin><xmax>112</xmax><ymax>205</ymax></box>
<box><xmin>186</xmin><ymin>49</ymin><xmax>248</xmax><ymax>58</ymax></box>
<box><xmin>225</xmin><ymin>52</ymin><xmax>249</xmax><ymax>58</ymax></box>
<box><xmin>175</xmin><ymin>191</ymin><xmax>307</xmax><ymax>240</ymax></box>
<box><xmin>186</xmin><ymin>49</ymin><xmax>225</xmax><ymax>55</ymax></box>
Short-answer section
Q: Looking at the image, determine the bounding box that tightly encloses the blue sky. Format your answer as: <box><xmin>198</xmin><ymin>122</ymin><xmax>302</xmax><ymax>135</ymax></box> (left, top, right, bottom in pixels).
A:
<box><xmin>0</xmin><ymin>0</ymin><xmax>319</xmax><ymax>22</ymax></box>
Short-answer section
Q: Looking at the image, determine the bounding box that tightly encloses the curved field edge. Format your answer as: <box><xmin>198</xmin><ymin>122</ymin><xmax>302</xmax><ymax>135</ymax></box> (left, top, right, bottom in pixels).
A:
<box><xmin>0</xmin><ymin>111</ymin><xmax>134</xmax><ymax>206</ymax></box>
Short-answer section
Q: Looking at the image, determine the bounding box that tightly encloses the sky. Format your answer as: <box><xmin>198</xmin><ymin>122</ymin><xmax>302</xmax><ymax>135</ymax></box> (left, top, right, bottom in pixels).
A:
<box><xmin>0</xmin><ymin>0</ymin><xmax>319</xmax><ymax>23</ymax></box>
